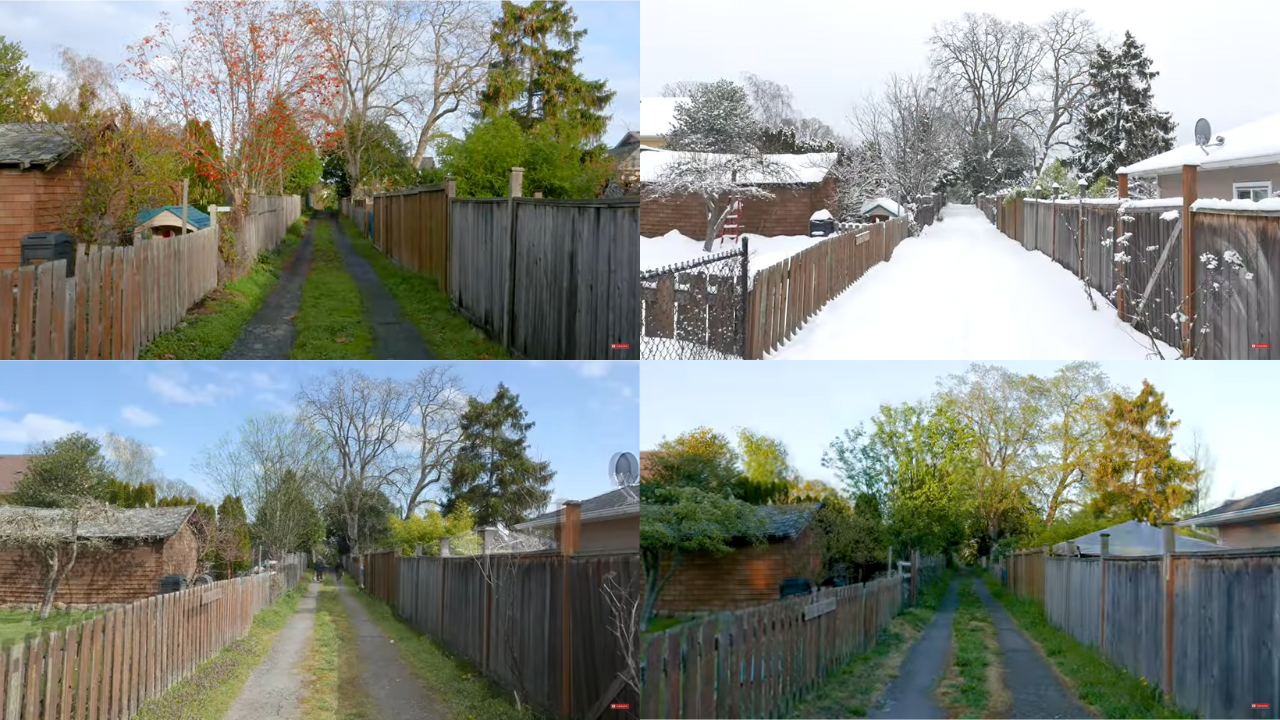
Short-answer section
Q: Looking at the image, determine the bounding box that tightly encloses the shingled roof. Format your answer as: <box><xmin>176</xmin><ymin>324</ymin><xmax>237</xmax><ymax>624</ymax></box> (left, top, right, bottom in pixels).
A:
<box><xmin>0</xmin><ymin>123</ymin><xmax>77</xmax><ymax>169</ymax></box>
<box><xmin>0</xmin><ymin>505</ymin><xmax>194</xmax><ymax>540</ymax></box>
<box><xmin>757</xmin><ymin>503</ymin><xmax>819</xmax><ymax>539</ymax></box>
<box><xmin>1177</xmin><ymin>483</ymin><xmax>1280</xmax><ymax>527</ymax></box>
<box><xmin>517</xmin><ymin>486</ymin><xmax>639</xmax><ymax>529</ymax></box>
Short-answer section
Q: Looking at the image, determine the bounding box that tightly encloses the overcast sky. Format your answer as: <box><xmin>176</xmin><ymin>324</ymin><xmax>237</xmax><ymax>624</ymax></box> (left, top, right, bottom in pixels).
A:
<box><xmin>641</xmin><ymin>0</ymin><xmax>1277</xmax><ymax>147</ymax></box>
<box><xmin>641</xmin><ymin>361</ymin><xmax>1277</xmax><ymax>511</ymax></box>
<box><xmin>0</xmin><ymin>361</ymin><xmax>638</xmax><ymax>512</ymax></box>
<box><xmin>0</xmin><ymin>0</ymin><xmax>639</xmax><ymax>147</ymax></box>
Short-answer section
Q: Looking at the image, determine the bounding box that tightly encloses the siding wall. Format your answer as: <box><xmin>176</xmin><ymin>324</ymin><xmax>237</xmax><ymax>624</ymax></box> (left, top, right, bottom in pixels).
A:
<box><xmin>654</xmin><ymin>530</ymin><xmax>820</xmax><ymax>614</ymax></box>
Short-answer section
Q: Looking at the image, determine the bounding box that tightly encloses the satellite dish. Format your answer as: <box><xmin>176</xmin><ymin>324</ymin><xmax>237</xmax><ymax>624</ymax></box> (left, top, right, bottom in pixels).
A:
<box><xmin>609</xmin><ymin>452</ymin><xmax>639</xmax><ymax>487</ymax></box>
<box><xmin>1194</xmin><ymin>118</ymin><xmax>1211</xmax><ymax>146</ymax></box>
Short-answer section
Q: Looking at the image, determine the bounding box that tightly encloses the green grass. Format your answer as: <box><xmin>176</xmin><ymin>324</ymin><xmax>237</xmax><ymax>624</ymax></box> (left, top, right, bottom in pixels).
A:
<box><xmin>299</xmin><ymin>581</ymin><xmax>378</xmax><ymax>720</ymax></box>
<box><xmin>979</xmin><ymin>571</ymin><xmax>1195</xmax><ymax>719</ymax></box>
<box><xmin>133</xmin><ymin>587</ymin><xmax>304</xmax><ymax>720</ymax></box>
<box><xmin>786</xmin><ymin>569</ymin><xmax>954</xmax><ymax>719</ymax></box>
<box><xmin>140</xmin><ymin>218</ymin><xmax>307</xmax><ymax>360</ymax></box>
<box><xmin>291</xmin><ymin>221</ymin><xmax>375</xmax><ymax>359</ymax></box>
<box><xmin>0</xmin><ymin>608</ymin><xmax>105</xmax><ymax>648</ymax></box>
<box><xmin>341</xmin><ymin>576</ymin><xmax>542</xmax><ymax>720</ymax></box>
<box><xmin>937</xmin><ymin>575</ymin><xmax>999</xmax><ymax>719</ymax></box>
<box><xmin>338</xmin><ymin>215</ymin><xmax>510</xmax><ymax>360</ymax></box>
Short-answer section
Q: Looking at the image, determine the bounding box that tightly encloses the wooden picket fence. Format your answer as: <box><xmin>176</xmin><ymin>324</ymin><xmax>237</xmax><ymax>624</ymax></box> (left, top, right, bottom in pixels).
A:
<box><xmin>0</xmin><ymin>561</ymin><xmax>304</xmax><ymax>720</ymax></box>
<box><xmin>640</xmin><ymin>574</ymin><xmax>902</xmax><ymax>718</ymax></box>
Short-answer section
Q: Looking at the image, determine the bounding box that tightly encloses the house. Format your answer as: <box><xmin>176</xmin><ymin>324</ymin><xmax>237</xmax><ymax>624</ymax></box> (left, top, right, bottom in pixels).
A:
<box><xmin>654</xmin><ymin>503</ymin><xmax>821</xmax><ymax>614</ymax></box>
<box><xmin>1118</xmin><ymin>112</ymin><xmax>1280</xmax><ymax>201</ymax></box>
<box><xmin>134</xmin><ymin>205</ymin><xmax>211</xmax><ymax>239</ymax></box>
<box><xmin>0</xmin><ymin>123</ymin><xmax>85</xmax><ymax>270</ymax></box>
<box><xmin>1053</xmin><ymin>519</ymin><xmax>1220</xmax><ymax>556</ymax></box>
<box><xmin>0</xmin><ymin>505</ymin><xmax>198</xmax><ymax>607</ymax></box>
<box><xmin>1175</xmin><ymin>483</ymin><xmax>1280</xmax><ymax>549</ymax></box>
<box><xmin>860</xmin><ymin>197</ymin><xmax>905</xmax><ymax>223</ymax></box>
<box><xmin>516</xmin><ymin>485</ymin><xmax>638</xmax><ymax>555</ymax></box>
<box><xmin>0</xmin><ymin>455</ymin><xmax>30</xmax><ymax>499</ymax></box>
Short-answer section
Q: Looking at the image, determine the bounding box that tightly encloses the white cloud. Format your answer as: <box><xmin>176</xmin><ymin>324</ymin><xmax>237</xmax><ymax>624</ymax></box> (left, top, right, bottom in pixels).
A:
<box><xmin>0</xmin><ymin>413</ymin><xmax>84</xmax><ymax>445</ymax></box>
<box><xmin>576</xmin><ymin>361</ymin><xmax>611</xmax><ymax>379</ymax></box>
<box><xmin>146</xmin><ymin>372</ymin><xmax>234</xmax><ymax>405</ymax></box>
<box><xmin>0</xmin><ymin>399</ymin><xmax>15</xmax><ymax>412</ymax></box>
<box><xmin>120</xmin><ymin>405</ymin><xmax>162</xmax><ymax>428</ymax></box>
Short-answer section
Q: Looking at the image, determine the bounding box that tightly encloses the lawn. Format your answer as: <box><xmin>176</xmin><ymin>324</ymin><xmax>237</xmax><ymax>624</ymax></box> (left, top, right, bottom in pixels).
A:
<box><xmin>338</xmin><ymin>215</ymin><xmax>510</xmax><ymax>360</ymax></box>
<box><xmin>936</xmin><ymin>574</ymin><xmax>1002</xmax><ymax>719</ymax></box>
<box><xmin>139</xmin><ymin>217</ymin><xmax>308</xmax><ymax>360</ymax></box>
<box><xmin>291</xmin><ymin>221</ymin><xmax>374</xmax><ymax>359</ymax></box>
<box><xmin>979</xmin><ymin>571</ymin><xmax>1195</xmax><ymax>719</ymax></box>
<box><xmin>299</xmin><ymin>581</ymin><xmax>377</xmax><ymax>720</ymax></box>
<box><xmin>0</xmin><ymin>608</ymin><xmax>104</xmax><ymax>648</ymax></box>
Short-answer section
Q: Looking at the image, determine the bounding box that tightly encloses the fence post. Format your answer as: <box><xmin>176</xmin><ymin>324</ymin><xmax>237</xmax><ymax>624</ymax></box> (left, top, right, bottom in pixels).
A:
<box><xmin>1180</xmin><ymin>164</ymin><xmax>1198</xmax><ymax>358</ymax></box>
<box><xmin>508</xmin><ymin>167</ymin><xmax>524</xmax><ymax>199</ymax></box>
<box><xmin>1116</xmin><ymin>174</ymin><xmax>1130</xmax><ymax>319</ymax></box>
<box><xmin>739</xmin><ymin>235</ymin><xmax>750</xmax><ymax>359</ymax></box>
<box><xmin>1162</xmin><ymin>524</ymin><xmax>1175</xmax><ymax>702</ymax></box>
<box><xmin>910</xmin><ymin>549</ymin><xmax>917</xmax><ymax>606</ymax></box>
<box><xmin>1077</xmin><ymin>179</ymin><xmax>1087</xmax><ymax>280</ymax></box>
<box><xmin>414</xmin><ymin>543</ymin><xmax>422</xmax><ymax>557</ymax></box>
<box><xmin>560</xmin><ymin>502</ymin><xmax>581</xmax><ymax>719</ymax></box>
<box><xmin>1099</xmin><ymin>533</ymin><xmax>1109</xmax><ymax>652</ymax></box>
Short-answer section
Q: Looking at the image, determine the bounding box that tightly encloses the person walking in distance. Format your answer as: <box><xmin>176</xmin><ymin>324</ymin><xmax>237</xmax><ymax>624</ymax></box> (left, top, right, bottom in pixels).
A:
<box><xmin>314</xmin><ymin>557</ymin><xmax>325</xmax><ymax>583</ymax></box>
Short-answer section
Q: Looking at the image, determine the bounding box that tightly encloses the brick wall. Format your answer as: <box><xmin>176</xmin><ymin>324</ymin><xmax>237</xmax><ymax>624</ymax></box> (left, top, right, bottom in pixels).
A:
<box><xmin>0</xmin><ymin>524</ymin><xmax>198</xmax><ymax>607</ymax></box>
<box><xmin>0</xmin><ymin>157</ymin><xmax>87</xmax><ymax>270</ymax></box>
<box><xmin>641</xmin><ymin>178</ymin><xmax>836</xmax><ymax>240</ymax></box>
<box><xmin>654</xmin><ymin>529</ymin><xmax>821</xmax><ymax>614</ymax></box>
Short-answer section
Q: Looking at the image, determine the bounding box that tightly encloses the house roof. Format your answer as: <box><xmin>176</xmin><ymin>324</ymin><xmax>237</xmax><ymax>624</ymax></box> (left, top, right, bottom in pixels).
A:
<box><xmin>0</xmin><ymin>455</ymin><xmax>30</xmax><ymax>494</ymax></box>
<box><xmin>1176</xmin><ymin>483</ymin><xmax>1280</xmax><ymax>527</ymax></box>
<box><xmin>0</xmin><ymin>123</ymin><xmax>76</xmax><ymax>169</ymax></box>
<box><xmin>0</xmin><ymin>505</ymin><xmax>194</xmax><ymax>540</ymax></box>
<box><xmin>1119</xmin><ymin>112</ymin><xmax>1280</xmax><ymax>176</ymax></box>
<box><xmin>135</xmin><ymin>206</ymin><xmax>212</xmax><ymax>230</ymax></box>
<box><xmin>516</xmin><ymin>486</ymin><xmax>639</xmax><ymax>529</ymax></box>
<box><xmin>758</xmin><ymin>503</ymin><xmax>819</xmax><ymax>539</ymax></box>
<box><xmin>640</xmin><ymin>97</ymin><xmax>688</xmax><ymax>137</ymax></box>
<box><xmin>611</xmin><ymin>131</ymin><xmax>640</xmax><ymax>151</ymax></box>
<box><xmin>640</xmin><ymin>148</ymin><xmax>837</xmax><ymax>185</ymax></box>
<box><xmin>861</xmin><ymin>197</ymin><xmax>905</xmax><ymax>217</ymax></box>
<box><xmin>1053</xmin><ymin>519</ymin><xmax>1221</xmax><ymax>556</ymax></box>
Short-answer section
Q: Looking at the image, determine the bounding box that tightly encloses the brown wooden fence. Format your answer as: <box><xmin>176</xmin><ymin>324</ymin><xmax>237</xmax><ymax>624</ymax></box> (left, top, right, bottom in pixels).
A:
<box><xmin>0</xmin><ymin>559</ymin><xmax>305</xmax><ymax>720</ymax></box>
<box><xmin>358</xmin><ymin>550</ymin><xmax>639</xmax><ymax>720</ymax></box>
<box><xmin>640</xmin><ymin>573</ymin><xmax>902</xmax><ymax>719</ymax></box>
<box><xmin>370</xmin><ymin>186</ymin><xmax>451</xmax><ymax>292</ymax></box>
<box><xmin>240</xmin><ymin>195</ymin><xmax>302</xmax><ymax>262</ymax></box>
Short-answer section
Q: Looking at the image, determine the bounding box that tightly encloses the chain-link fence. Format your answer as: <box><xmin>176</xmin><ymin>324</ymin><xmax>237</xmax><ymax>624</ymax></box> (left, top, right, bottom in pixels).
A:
<box><xmin>640</xmin><ymin>241</ymin><xmax>749</xmax><ymax>360</ymax></box>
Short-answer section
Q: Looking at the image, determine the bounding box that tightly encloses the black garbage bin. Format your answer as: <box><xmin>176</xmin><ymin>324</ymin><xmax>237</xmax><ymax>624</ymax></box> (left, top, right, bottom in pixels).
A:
<box><xmin>158</xmin><ymin>573</ymin><xmax>188</xmax><ymax>595</ymax></box>
<box><xmin>809</xmin><ymin>217</ymin><xmax>835</xmax><ymax>237</ymax></box>
<box><xmin>21</xmin><ymin>231</ymin><xmax>76</xmax><ymax>276</ymax></box>
<box><xmin>779</xmin><ymin>577</ymin><xmax>813</xmax><ymax>599</ymax></box>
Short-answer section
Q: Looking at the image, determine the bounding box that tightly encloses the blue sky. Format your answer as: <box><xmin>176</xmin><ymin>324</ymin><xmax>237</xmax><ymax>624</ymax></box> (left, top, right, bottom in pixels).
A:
<box><xmin>0</xmin><ymin>360</ymin><xmax>638</xmax><ymax>510</ymax></box>
<box><xmin>642</xmin><ymin>361</ymin><xmax>1279</xmax><ymax>509</ymax></box>
<box><xmin>0</xmin><ymin>0</ymin><xmax>639</xmax><ymax>145</ymax></box>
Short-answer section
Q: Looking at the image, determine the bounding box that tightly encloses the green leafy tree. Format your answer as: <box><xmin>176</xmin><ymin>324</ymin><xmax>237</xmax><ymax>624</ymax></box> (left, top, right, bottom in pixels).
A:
<box><xmin>643</xmin><ymin>427</ymin><xmax>742</xmax><ymax>497</ymax></box>
<box><xmin>324</xmin><ymin>488</ymin><xmax>396</xmax><ymax>556</ymax></box>
<box><xmin>254</xmin><ymin>469</ymin><xmax>325</xmax><ymax>559</ymax></box>
<box><xmin>0</xmin><ymin>36</ymin><xmax>40</xmax><ymax>122</ymax></box>
<box><xmin>11</xmin><ymin>433</ymin><xmax>113</xmax><ymax>508</ymax></box>
<box><xmin>388</xmin><ymin>502</ymin><xmax>476</xmax><ymax>556</ymax></box>
<box><xmin>811</xmin><ymin>493</ymin><xmax>886</xmax><ymax>584</ymax></box>
<box><xmin>438</xmin><ymin>115</ymin><xmax>610</xmax><ymax>199</ymax></box>
<box><xmin>444</xmin><ymin>383</ymin><xmax>554</xmax><ymax>528</ymax></box>
<box><xmin>214</xmin><ymin>495</ymin><xmax>252</xmax><ymax>577</ymax></box>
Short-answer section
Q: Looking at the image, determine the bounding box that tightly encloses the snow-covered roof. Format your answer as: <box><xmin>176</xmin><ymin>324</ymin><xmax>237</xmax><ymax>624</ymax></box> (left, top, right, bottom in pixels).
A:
<box><xmin>640</xmin><ymin>148</ymin><xmax>837</xmax><ymax>185</ymax></box>
<box><xmin>1119</xmin><ymin>112</ymin><xmax>1280</xmax><ymax>176</ymax></box>
<box><xmin>640</xmin><ymin>97</ymin><xmax>688</xmax><ymax>137</ymax></box>
<box><xmin>860</xmin><ymin>197</ymin><xmax>904</xmax><ymax>217</ymax></box>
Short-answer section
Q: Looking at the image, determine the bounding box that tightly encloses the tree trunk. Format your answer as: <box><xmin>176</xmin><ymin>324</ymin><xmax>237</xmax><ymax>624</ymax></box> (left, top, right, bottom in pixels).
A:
<box><xmin>39</xmin><ymin>549</ymin><xmax>60</xmax><ymax>620</ymax></box>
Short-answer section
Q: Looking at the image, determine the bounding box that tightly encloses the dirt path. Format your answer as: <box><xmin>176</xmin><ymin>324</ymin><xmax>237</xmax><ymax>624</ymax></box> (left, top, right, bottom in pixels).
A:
<box><xmin>222</xmin><ymin>582</ymin><xmax>319</xmax><ymax>720</ymax></box>
<box><xmin>324</xmin><ymin>214</ymin><xmax>436</xmax><ymax>360</ymax></box>
<box><xmin>335</xmin><ymin>583</ymin><xmax>449</xmax><ymax>720</ymax></box>
<box><xmin>971</xmin><ymin>576</ymin><xmax>1093</xmax><ymax>719</ymax></box>
<box><xmin>869</xmin><ymin>577</ymin><xmax>960</xmax><ymax>719</ymax></box>
<box><xmin>222</xmin><ymin>221</ymin><xmax>316</xmax><ymax>360</ymax></box>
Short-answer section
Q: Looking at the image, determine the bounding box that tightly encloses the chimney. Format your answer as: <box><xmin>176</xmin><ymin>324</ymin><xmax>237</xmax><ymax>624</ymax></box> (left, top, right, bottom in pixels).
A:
<box><xmin>560</xmin><ymin>501</ymin><xmax>581</xmax><ymax>556</ymax></box>
<box><xmin>440</xmin><ymin>537</ymin><xmax>451</xmax><ymax>557</ymax></box>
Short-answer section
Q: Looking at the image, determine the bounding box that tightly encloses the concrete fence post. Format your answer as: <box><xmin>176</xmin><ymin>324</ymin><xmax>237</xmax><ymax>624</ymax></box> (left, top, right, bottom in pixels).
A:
<box><xmin>440</xmin><ymin>537</ymin><xmax>451</xmax><ymax>557</ymax></box>
<box><xmin>508</xmin><ymin>167</ymin><xmax>524</xmax><ymax>198</ymax></box>
<box><xmin>1100</xmin><ymin>533</ymin><xmax>1110</xmax><ymax>652</ymax></box>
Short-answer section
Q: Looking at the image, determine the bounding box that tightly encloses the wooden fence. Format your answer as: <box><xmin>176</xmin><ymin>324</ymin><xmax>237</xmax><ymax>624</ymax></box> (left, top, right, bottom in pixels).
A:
<box><xmin>640</xmin><ymin>574</ymin><xmax>902</xmax><ymax>719</ymax></box>
<box><xmin>239</xmin><ymin>195</ymin><xmax>302</xmax><ymax>261</ymax></box>
<box><xmin>357</xmin><ymin>550</ymin><xmax>639</xmax><ymax>720</ymax></box>
<box><xmin>0</xmin><ymin>558</ymin><xmax>305</xmax><ymax>720</ymax></box>
<box><xmin>371</xmin><ymin>186</ymin><xmax>451</xmax><ymax>292</ymax></box>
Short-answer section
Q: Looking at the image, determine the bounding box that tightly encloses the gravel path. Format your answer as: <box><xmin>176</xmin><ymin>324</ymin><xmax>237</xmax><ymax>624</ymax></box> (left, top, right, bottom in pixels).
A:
<box><xmin>335</xmin><ymin>583</ymin><xmax>449</xmax><ymax>720</ymax></box>
<box><xmin>222</xmin><ymin>221</ymin><xmax>315</xmax><ymax>360</ymax></box>
<box><xmin>222</xmin><ymin>582</ymin><xmax>318</xmax><ymax>720</ymax></box>
<box><xmin>325</xmin><ymin>214</ymin><xmax>435</xmax><ymax>360</ymax></box>
<box><xmin>972</xmin><ymin>576</ymin><xmax>1093</xmax><ymax>718</ymax></box>
<box><xmin>869</xmin><ymin>577</ymin><xmax>959</xmax><ymax>719</ymax></box>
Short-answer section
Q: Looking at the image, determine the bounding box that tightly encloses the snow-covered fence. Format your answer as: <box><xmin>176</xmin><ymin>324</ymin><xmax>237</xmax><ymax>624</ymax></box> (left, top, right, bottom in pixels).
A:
<box><xmin>911</xmin><ymin>193</ymin><xmax>946</xmax><ymax>227</ymax></box>
<box><xmin>746</xmin><ymin>216</ymin><xmax>910</xmax><ymax>358</ymax></box>
<box><xmin>640</xmin><ymin>244</ymin><xmax>750</xmax><ymax>359</ymax></box>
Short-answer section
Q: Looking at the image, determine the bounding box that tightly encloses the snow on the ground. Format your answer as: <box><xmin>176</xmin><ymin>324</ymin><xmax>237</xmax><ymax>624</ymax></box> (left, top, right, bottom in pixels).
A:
<box><xmin>768</xmin><ymin>204</ymin><xmax>1180</xmax><ymax>361</ymax></box>
<box><xmin>641</xmin><ymin>230</ymin><xmax>829</xmax><ymax>274</ymax></box>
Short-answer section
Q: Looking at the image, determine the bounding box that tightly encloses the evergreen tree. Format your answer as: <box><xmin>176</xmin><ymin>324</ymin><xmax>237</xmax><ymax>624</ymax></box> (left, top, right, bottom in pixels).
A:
<box><xmin>444</xmin><ymin>383</ymin><xmax>554</xmax><ymax>528</ymax></box>
<box><xmin>216</xmin><ymin>495</ymin><xmax>252</xmax><ymax>576</ymax></box>
<box><xmin>0</xmin><ymin>36</ymin><xmax>40</xmax><ymax>123</ymax></box>
<box><xmin>254</xmin><ymin>469</ymin><xmax>324</xmax><ymax>558</ymax></box>
<box><xmin>664</xmin><ymin>79</ymin><xmax>759</xmax><ymax>154</ymax></box>
<box><xmin>1071</xmin><ymin>32</ymin><xmax>1176</xmax><ymax>183</ymax></box>
<box><xmin>479</xmin><ymin>0</ymin><xmax>614</xmax><ymax>145</ymax></box>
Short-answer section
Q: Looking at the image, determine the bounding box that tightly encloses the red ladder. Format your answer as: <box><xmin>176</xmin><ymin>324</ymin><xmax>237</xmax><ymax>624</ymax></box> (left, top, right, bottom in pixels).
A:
<box><xmin>722</xmin><ymin>200</ymin><xmax>744</xmax><ymax>245</ymax></box>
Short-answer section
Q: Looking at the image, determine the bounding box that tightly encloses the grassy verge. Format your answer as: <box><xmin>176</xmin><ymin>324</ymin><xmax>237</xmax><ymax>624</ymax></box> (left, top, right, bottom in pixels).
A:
<box><xmin>0</xmin><ymin>608</ymin><xmax>105</xmax><ymax>648</ymax></box>
<box><xmin>133</xmin><ymin>587</ymin><xmax>304</xmax><ymax>720</ymax></box>
<box><xmin>338</xmin><ymin>215</ymin><xmax>510</xmax><ymax>360</ymax></box>
<box><xmin>291</xmin><ymin>221</ymin><xmax>374</xmax><ymax>359</ymax></box>
<box><xmin>299</xmin><ymin>581</ymin><xmax>378</xmax><ymax>720</ymax></box>
<box><xmin>936</xmin><ymin>575</ymin><xmax>1002</xmax><ymax>718</ymax></box>
<box><xmin>341</xmin><ymin>576</ymin><xmax>542</xmax><ymax>720</ymax></box>
<box><xmin>979</xmin><ymin>572</ymin><xmax>1194</xmax><ymax>719</ymax></box>
<box><xmin>140</xmin><ymin>218</ymin><xmax>307</xmax><ymax>360</ymax></box>
<box><xmin>787</xmin><ymin>569</ymin><xmax>953</xmax><ymax>719</ymax></box>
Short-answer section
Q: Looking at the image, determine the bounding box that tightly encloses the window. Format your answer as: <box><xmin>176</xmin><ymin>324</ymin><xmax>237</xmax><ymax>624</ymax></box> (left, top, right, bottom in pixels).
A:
<box><xmin>1233</xmin><ymin>181</ymin><xmax>1273</xmax><ymax>202</ymax></box>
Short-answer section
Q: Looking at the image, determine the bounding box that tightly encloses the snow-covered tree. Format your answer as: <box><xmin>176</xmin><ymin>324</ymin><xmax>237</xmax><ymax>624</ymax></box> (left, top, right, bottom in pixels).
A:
<box><xmin>1024</xmin><ymin>9</ymin><xmax>1098</xmax><ymax>173</ymax></box>
<box><xmin>848</xmin><ymin>73</ymin><xmax>956</xmax><ymax>205</ymax></box>
<box><xmin>1070</xmin><ymin>32</ymin><xmax>1176</xmax><ymax>183</ymax></box>
<box><xmin>663</xmin><ymin>79</ymin><xmax>759</xmax><ymax>153</ymax></box>
<box><xmin>827</xmin><ymin>139</ymin><xmax>891</xmax><ymax>220</ymax></box>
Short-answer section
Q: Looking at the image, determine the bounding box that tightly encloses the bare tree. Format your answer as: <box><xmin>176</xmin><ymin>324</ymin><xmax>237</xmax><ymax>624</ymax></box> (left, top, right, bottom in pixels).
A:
<box><xmin>1185</xmin><ymin>427</ymin><xmax>1217</xmax><ymax>516</ymax></box>
<box><xmin>102</xmin><ymin>433</ymin><xmax>163</xmax><ymax>488</ymax></box>
<box><xmin>194</xmin><ymin>413</ymin><xmax>329</xmax><ymax>519</ymax></box>
<box><xmin>848</xmin><ymin>73</ymin><xmax>955</xmax><ymax>205</ymax></box>
<box><xmin>1024</xmin><ymin>9</ymin><xmax>1097</xmax><ymax>172</ymax></box>
<box><xmin>600</xmin><ymin>570</ymin><xmax>640</xmax><ymax>719</ymax></box>
<box><xmin>660</xmin><ymin>80</ymin><xmax>709</xmax><ymax>98</ymax></box>
<box><xmin>740</xmin><ymin>72</ymin><xmax>797</xmax><ymax>130</ymax></box>
<box><xmin>394</xmin><ymin>366</ymin><xmax>467</xmax><ymax>519</ymax></box>
<box><xmin>0</xmin><ymin>503</ymin><xmax>111</xmax><ymax>618</ymax></box>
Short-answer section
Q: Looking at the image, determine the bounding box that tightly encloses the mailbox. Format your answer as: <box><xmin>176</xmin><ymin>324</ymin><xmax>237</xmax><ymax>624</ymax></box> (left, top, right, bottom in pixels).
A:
<box><xmin>21</xmin><ymin>231</ymin><xmax>76</xmax><ymax>276</ymax></box>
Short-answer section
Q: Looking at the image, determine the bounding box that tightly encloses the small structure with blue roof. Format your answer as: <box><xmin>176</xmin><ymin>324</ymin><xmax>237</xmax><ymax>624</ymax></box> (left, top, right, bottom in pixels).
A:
<box><xmin>134</xmin><ymin>206</ymin><xmax>211</xmax><ymax>239</ymax></box>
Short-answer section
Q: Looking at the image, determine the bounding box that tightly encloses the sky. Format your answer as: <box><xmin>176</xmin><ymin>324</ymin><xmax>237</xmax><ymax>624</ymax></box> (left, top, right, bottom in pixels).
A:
<box><xmin>641</xmin><ymin>0</ymin><xmax>1278</xmax><ymax>148</ymax></box>
<box><xmin>641</xmin><ymin>360</ymin><xmax>1278</xmax><ymax>510</ymax></box>
<box><xmin>0</xmin><ymin>0</ymin><xmax>639</xmax><ymax>147</ymax></box>
<box><xmin>0</xmin><ymin>360</ymin><xmax>639</xmax><ymax>512</ymax></box>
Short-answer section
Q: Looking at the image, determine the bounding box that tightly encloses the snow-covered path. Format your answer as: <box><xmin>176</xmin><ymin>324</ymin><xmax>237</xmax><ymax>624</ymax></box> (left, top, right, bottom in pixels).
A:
<box><xmin>768</xmin><ymin>204</ymin><xmax>1178</xmax><ymax>360</ymax></box>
